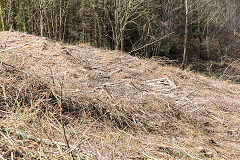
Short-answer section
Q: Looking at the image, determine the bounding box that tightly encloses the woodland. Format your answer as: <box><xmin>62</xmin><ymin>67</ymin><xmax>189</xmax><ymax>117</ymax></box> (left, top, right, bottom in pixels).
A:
<box><xmin>0</xmin><ymin>0</ymin><xmax>240</xmax><ymax>78</ymax></box>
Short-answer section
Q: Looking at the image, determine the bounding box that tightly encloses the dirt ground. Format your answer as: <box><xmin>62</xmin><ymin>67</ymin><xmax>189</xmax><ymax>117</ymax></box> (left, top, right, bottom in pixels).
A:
<box><xmin>0</xmin><ymin>31</ymin><xmax>240</xmax><ymax>159</ymax></box>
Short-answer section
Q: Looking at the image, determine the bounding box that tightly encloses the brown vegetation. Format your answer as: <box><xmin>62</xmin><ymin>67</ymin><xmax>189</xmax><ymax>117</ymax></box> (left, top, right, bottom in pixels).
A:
<box><xmin>0</xmin><ymin>31</ymin><xmax>240</xmax><ymax>159</ymax></box>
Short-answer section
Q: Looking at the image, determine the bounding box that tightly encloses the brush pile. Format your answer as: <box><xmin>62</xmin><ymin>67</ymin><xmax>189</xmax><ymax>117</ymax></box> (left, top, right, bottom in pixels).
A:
<box><xmin>0</xmin><ymin>31</ymin><xmax>240</xmax><ymax>159</ymax></box>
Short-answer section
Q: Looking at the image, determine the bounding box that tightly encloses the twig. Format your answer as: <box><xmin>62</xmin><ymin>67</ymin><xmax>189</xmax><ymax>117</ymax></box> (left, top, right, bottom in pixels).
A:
<box><xmin>58</xmin><ymin>80</ymin><xmax>75</xmax><ymax>159</ymax></box>
<box><xmin>128</xmin><ymin>32</ymin><xmax>174</xmax><ymax>54</ymax></box>
<box><xmin>220</xmin><ymin>59</ymin><xmax>240</xmax><ymax>79</ymax></box>
<box><xmin>0</xmin><ymin>43</ymin><xmax>29</xmax><ymax>53</ymax></box>
<box><xmin>0</xmin><ymin>61</ymin><xmax>32</xmax><ymax>79</ymax></box>
<box><xmin>0</xmin><ymin>154</ymin><xmax>6</xmax><ymax>160</ymax></box>
<box><xmin>0</xmin><ymin>61</ymin><xmax>18</xmax><ymax>69</ymax></box>
<box><xmin>0</xmin><ymin>128</ymin><xmax>14</xmax><ymax>146</ymax></box>
<box><xmin>130</xmin><ymin>81</ymin><xmax>148</xmax><ymax>92</ymax></box>
<box><xmin>0</xmin><ymin>39</ymin><xmax>19</xmax><ymax>45</ymax></box>
<box><xmin>11</xmin><ymin>152</ymin><xmax>14</xmax><ymax>160</ymax></box>
<box><xmin>0</xmin><ymin>125</ymin><xmax>83</xmax><ymax>151</ymax></box>
<box><xmin>141</xmin><ymin>151</ymin><xmax>160</xmax><ymax>160</ymax></box>
<box><xmin>1</xmin><ymin>85</ymin><xmax>9</xmax><ymax>108</ymax></box>
<box><xmin>0</xmin><ymin>128</ymin><xmax>25</xmax><ymax>158</ymax></box>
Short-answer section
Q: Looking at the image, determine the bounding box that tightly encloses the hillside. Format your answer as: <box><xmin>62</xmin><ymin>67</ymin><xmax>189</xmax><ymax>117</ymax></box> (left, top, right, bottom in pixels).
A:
<box><xmin>0</xmin><ymin>31</ymin><xmax>240</xmax><ymax>159</ymax></box>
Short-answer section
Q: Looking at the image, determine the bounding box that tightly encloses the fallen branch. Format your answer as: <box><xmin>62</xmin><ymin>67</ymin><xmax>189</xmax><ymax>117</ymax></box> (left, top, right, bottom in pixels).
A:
<box><xmin>142</xmin><ymin>151</ymin><xmax>160</xmax><ymax>160</ymax></box>
<box><xmin>0</xmin><ymin>39</ymin><xmax>20</xmax><ymax>45</ymax></box>
<box><xmin>128</xmin><ymin>32</ymin><xmax>174</xmax><ymax>54</ymax></box>
<box><xmin>0</xmin><ymin>43</ymin><xmax>29</xmax><ymax>53</ymax></box>
<box><xmin>0</xmin><ymin>61</ymin><xmax>29</xmax><ymax>75</ymax></box>
<box><xmin>0</xmin><ymin>125</ymin><xmax>88</xmax><ymax>151</ymax></box>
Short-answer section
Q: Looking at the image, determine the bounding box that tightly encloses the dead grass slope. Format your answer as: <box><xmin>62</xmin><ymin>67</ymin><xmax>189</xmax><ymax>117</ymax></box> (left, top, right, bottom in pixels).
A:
<box><xmin>0</xmin><ymin>31</ymin><xmax>240</xmax><ymax>159</ymax></box>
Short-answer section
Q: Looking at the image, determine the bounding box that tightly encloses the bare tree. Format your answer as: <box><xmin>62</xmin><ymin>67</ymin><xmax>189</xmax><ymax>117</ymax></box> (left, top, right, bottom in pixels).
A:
<box><xmin>181</xmin><ymin>0</ymin><xmax>189</xmax><ymax>70</ymax></box>
<box><xmin>39</xmin><ymin>0</ymin><xmax>44</xmax><ymax>37</ymax></box>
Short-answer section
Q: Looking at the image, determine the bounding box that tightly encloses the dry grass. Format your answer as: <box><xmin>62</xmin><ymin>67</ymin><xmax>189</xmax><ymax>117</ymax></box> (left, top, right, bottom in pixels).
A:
<box><xmin>0</xmin><ymin>31</ymin><xmax>240</xmax><ymax>159</ymax></box>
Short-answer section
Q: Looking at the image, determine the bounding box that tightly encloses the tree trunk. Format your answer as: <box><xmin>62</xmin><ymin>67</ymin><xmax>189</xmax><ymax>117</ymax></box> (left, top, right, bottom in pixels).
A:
<box><xmin>0</xmin><ymin>3</ymin><xmax>5</xmax><ymax>31</ymax></box>
<box><xmin>8</xmin><ymin>0</ymin><xmax>17</xmax><ymax>31</ymax></box>
<box><xmin>114</xmin><ymin>0</ymin><xmax>120</xmax><ymax>50</ymax></box>
<box><xmin>39</xmin><ymin>0</ymin><xmax>44</xmax><ymax>37</ymax></box>
<box><xmin>120</xmin><ymin>29</ymin><xmax>124</xmax><ymax>51</ymax></box>
<box><xmin>181</xmin><ymin>0</ymin><xmax>189</xmax><ymax>70</ymax></box>
<box><xmin>206</xmin><ymin>20</ymin><xmax>210</xmax><ymax>60</ymax></box>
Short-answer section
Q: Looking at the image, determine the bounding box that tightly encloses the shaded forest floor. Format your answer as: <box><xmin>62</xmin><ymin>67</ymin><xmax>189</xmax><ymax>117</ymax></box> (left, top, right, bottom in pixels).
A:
<box><xmin>0</xmin><ymin>31</ymin><xmax>240</xmax><ymax>159</ymax></box>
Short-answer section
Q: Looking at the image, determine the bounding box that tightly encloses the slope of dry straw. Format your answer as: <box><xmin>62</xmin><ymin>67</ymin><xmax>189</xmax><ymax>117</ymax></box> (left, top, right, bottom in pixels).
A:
<box><xmin>0</xmin><ymin>31</ymin><xmax>240</xmax><ymax>159</ymax></box>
